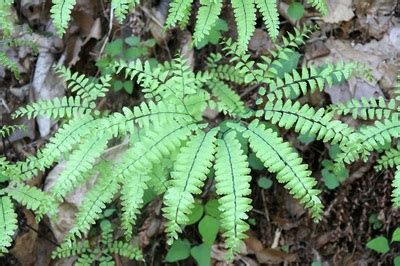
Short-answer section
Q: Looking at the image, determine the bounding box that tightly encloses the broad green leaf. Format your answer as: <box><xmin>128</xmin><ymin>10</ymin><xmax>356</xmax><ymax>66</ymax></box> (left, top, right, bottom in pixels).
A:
<box><xmin>165</xmin><ymin>239</ymin><xmax>191</xmax><ymax>262</ymax></box>
<box><xmin>257</xmin><ymin>176</ymin><xmax>273</xmax><ymax>189</ymax></box>
<box><xmin>199</xmin><ymin>215</ymin><xmax>219</xmax><ymax>245</ymax></box>
<box><xmin>392</xmin><ymin>227</ymin><xmax>400</xmax><ymax>242</ymax></box>
<box><xmin>191</xmin><ymin>243</ymin><xmax>211</xmax><ymax>266</ymax></box>
<box><xmin>366</xmin><ymin>236</ymin><xmax>390</xmax><ymax>254</ymax></box>
<box><xmin>394</xmin><ymin>256</ymin><xmax>400</xmax><ymax>266</ymax></box>
<box><xmin>288</xmin><ymin>2</ymin><xmax>305</xmax><ymax>20</ymax></box>
<box><xmin>248</xmin><ymin>152</ymin><xmax>265</xmax><ymax>170</ymax></box>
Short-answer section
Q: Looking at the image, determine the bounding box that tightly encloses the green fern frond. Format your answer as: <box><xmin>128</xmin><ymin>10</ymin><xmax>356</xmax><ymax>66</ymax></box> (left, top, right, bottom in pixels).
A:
<box><xmin>117</xmin><ymin>123</ymin><xmax>199</xmax><ymax>237</ymax></box>
<box><xmin>231</xmin><ymin>0</ymin><xmax>257</xmax><ymax>53</ymax></box>
<box><xmin>112</xmin><ymin>0</ymin><xmax>139</xmax><ymax>22</ymax></box>
<box><xmin>65</xmin><ymin>174</ymin><xmax>120</xmax><ymax>242</ymax></box>
<box><xmin>106</xmin><ymin>101</ymin><xmax>194</xmax><ymax>137</ymax></box>
<box><xmin>50</xmin><ymin>0</ymin><xmax>77</xmax><ymax>36</ymax></box>
<box><xmin>214</xmin><ymin>130</ymin><xmax>252</xmax><ymax>255</ymax></box>
<box><xmin>376</xmin><ymin>146</ymin><xmax>400</xmax><ymax>171</ymax></box>
<box><xmin>358</xmin><ymin>118</ymin><xmax>400</xmax><ymax>154</ymax></box>
<box><xmin>16</xmin><ymin>116</ymin><xmax>99</xmax><ymax>181</ymax></box>
<box><xmin>255</xmin><ymin>0</ymin><xmax>279</xmax><ymax>40</ymax></box>
<box><xmin>193</xmin><ymin>0</ymin><xmax>223</xmax><ymax>46</ymax></box>
<box><xmin>7</xmin><ymin>182</ymin><xmax>57</xmax><ymax>221</ymax></box>
<box><xmin>209</xmin><ymin>79</ymin><xmax>249</xmax><ymax>117</ymax></box>
<box><xmin>264</xmin><ymin>61</ymin><xmax>356</xmax><ymax>101</ymax></box>
<box><xmin>393</xmin><ymin>167</ymin><xmax>400</xmax><ymax>207</ymax></box>
<box><xmin>262</xmin><ymin>100</ymin><xmax>353</xmax><ymax>145</ymax></box>
<box><xmin>0</xmin><ymin>196</ymin><xmax>17</xmax><ymax>255</ymax></box>
<box><xmin>163</xmin><ymin>129</ymin><xmax>218</xmax><ymax>242</ymax></box>
<box><xmin>306</xmin><ymin>0</ymin><xmax>328</xmax><ymax>15</ymax></box>
<box><xmin>106</xmin><ymin>241</ymin><xmax>143</xmax><ymax>260</ymax></box>
<box><xmin>0</xmin><ymin>125</ymin><xmax>25</xmax><ymax>138</ymax></box>
<box><xmin>13</xmin><ymin>96</ymin><xmax>98</xmax><ymax>119</ymax></box>
<box><xmin>243</xmin><ymin>120</ymin><xmax>323</xmax><ymax>221</ymax></box>
<box><xmin>120</xmin><ymin>174</ymin><xmax>151</xmax><ymax>237</ymax></box>
<box><xmin>56</xmin><ymin>66</ymin><xmax>111</xmax><ymax>101</ymax></box>
<box><xmin>49</xmin><ymin>132</ymin><xmax>111</xmax><ymax>200</ymax></box>
<box><xmin>335</xmin><ymin>118</ymin><xmax>400</xmax><ymax>164</ymax></box>
<box><xmin>0</xmin><ymin>52</ymin><xmax>19</xmax><ymax>79</ymax></box>
<box><xmin>0</xmin><ymin>2</ymin><xmax>13</xmax><ymax>37</ymax></box>
<box><xmin>205</xmin><ymin>53</ymin><xmax>247</xmax><ymax>84</ymax></box>
<box><xmin>329</xmin><ymin>97</ymin><xmax>399</xmax><ymax>120</ymax></box>
<box><xmin>165</xmin><ymin>0</ymin><xmax>194</xmax><ymax>28</ymax></box>
<box><xmin>52</xmin><ymin>240</ymin><xmax>90</xmax><ymax>258</ymax></box>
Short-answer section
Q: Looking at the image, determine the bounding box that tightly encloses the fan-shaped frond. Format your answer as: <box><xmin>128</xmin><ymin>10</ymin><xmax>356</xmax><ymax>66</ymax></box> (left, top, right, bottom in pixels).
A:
<box><xmin>263</xmin><ymin>99</ymin><xmax>354</xmax><ymax>146</ymax></box>
<box><xmin>56</xmin><ymin>66</ymin><xmax>111</xmax><ymax>101</ymax></box>
<box><xmin>329</xmin><ymin>97</ymin><xmax>399</xmax><ymax>120</ymax></box>
<box><xmin>165</xmin><ymin>0</ymin><xmax>194</xmax><ymax>28</ymax></box>
<box><xmin>214</xmin><ymin>130</ymin><xmax>252</xmax><ymax>256</ymax></box>
<box><xmin>255</xmin><ymin>0</ymin><xmax>279</xmax><ymax>40</ymax></box>
<box><xmin>193</xmin><ymin>0</ymin><xmax>223</xmax><ymax>46</ymax></box>
<box><xmin>13</xmin><ymin>96</ymin><xmax>97</xmax><ymax>119</ymax></box>
<box><xmin>7</xmin><ymin>182</ymin><xmax>57</xmax><ymax>221</ymax></box>
<box><xmin>376</xmin><ymin>146</ymin><xmax>400</xmax><ymax>171</ymax></box>
<box><xmin>0</xmin><ymin>196</ymin><xmax>17</xmax><ymax>255</ymax></box>
<box><xmin>0</xmin><ymin>2</ymin><xmax>13</xmax><ymax>37</ymax></box>
<box><xmin>112</xmin><ymin>0</ymin><xmax>139</xmax><ymax>22</ymax></box>
<box><xmin>50</xmin><ymin>0</ymin><xmax>77</xmax><ymax>36</ymax></box>
<box><xmin>231</xmin><ymin>0</ymin><xmax>257</xmax><ymax>53</ymax></box>
<box><xmin>116</xmin><ymin>123</ymin><xmax>199</xmax><ymax>237</ymax></box>
<box><xmin>163</xmin><ymin>129</ymin><xmax>218</xmax><ymax>242</ymax></box>
<box><xmin>49</xmin><ymin>132</ymin><xmax>111</xmax><ymax>200</ymax></box>
<box><xmin>243</xmin><ymin>120</ymin><xmax>323</xmax><ymax>221</ymax></box>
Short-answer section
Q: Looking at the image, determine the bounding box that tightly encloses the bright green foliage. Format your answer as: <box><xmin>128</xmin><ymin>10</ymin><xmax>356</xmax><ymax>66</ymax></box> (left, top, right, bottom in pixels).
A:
<box><xmin>243</xmin><ymin>120</ymin><xmax>323</xmax><ymax>221</ymax></box>
<box><xmin>0</xmin><ymin>125</ymin><xmax>25</xmax><ymax>138</ymax></box>
<box><xmin>214</xmin><ymin>130</ymin><xmax>252</xmax><ymax>255</ymax></box>
<box><xmin>12</xmin><ymin>96</ymin><xmax>98</xmax><ymax>119</ymax></box>
<box><xmin>306</xmin><ymin>0</ymin><xmax>328</xmax><ymax>15</ymax></box>
<box><xmin>330</xmin><ymin>97</ymin><xmax>399</xmax><ymax>120</ymax></box>
<box><xmin>165</xmin><ymin>0</ymin><xmax>194</xmax><ymax>28</ymax></box>
<box><xmin>231</xmin><ymin>0</ymin><xmax>257</xmax><ymax>53</ymax></box>
<box><xmin>0</xmin><ymin>196</ymin><xmax>18</xmax><ymax>255</ymax></box>
<box><xmin>56</xmin><ymin>65</ymin><xmax>111</xmax><ymax>101</ymax></box>
<box><xmin>0</xmin><ymin>52</ymin><xmax>19</xmax><ymax>79</ymax></box>
<box><xmin>193</xmin><ymin>0</ymin><xmax>223</xmax><ymax>47</ymax></box>
<box><xmin>50</xmin><ymin>0</ymin><xmax>77</xmax><ymax>36</ymax></box>
<box><xmin>7</xmin><ymin>182</ymin><xmax>57</xmax><ymax>221</ymax></box>
<box><xmin>2</xmin><ymin>28</ymin><xmax>358</xmax><ymax>259</ymax></box>
<box><xmin>112</xmin><ymin>0</ymin><xmax>139</xmax><ymax>22</ymax></box>
<box><xmin>255</xmin><ymin>0</ymin><xmax>279</xmax><ymax>40</ymax></box>
<box><xmin>0</xmin><ymin>1</ymin><xmax>13</xmax><ymax>37</ymax></box>
<box><xmin>376</xmin><ymin>146</ymin><xmax>400</xmax><ymax>171</ymax></box>
<box><xmin>263</xmin><ymin>99</ymin><xmax>353</xmax><ymax>146</ymax></box>
<box><xmin>163</xmin><ymin>129</ymin><xmax>218</xmax><ymax>242</ymax></box>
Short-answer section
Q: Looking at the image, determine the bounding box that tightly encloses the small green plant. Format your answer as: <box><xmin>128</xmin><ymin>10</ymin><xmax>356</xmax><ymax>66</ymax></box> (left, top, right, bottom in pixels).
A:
<box><xmin>366</xmin><ymin>228</ymin><xmax>400</xmax><ymax>264</ymax></box>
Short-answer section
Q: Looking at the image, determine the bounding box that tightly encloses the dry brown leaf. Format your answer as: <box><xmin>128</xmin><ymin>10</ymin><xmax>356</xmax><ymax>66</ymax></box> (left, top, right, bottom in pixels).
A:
<box><xmin>244</xmin><ymin>236</ymin><xmax>264</xmax><ymax>253</ymax></box>
<box><xmin>255</xmin><ymin>248</ymin><xmax>297</xmax><ymax>264</ymax></box>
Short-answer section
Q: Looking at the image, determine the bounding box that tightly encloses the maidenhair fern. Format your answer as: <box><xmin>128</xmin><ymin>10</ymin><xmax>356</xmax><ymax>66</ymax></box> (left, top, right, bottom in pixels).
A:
<box><xmin>2</xmin><ymin>27</ymin><xmax>362</xmax><ymax>261</ymax></box>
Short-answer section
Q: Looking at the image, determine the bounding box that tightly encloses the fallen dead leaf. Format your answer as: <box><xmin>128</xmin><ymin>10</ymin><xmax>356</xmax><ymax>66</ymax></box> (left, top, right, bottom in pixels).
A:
<box><xmin>255</xmin><ymin>248</ymin><xmax>297</xmax><ymax>264</ymax></box>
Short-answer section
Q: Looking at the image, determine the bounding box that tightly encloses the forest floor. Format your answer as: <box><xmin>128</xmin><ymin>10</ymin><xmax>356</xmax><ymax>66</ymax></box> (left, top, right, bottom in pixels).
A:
<box><xmin>1</xmin><ymin>0</ymin><xmax>400</xmax><ymax>265</ymax></box>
